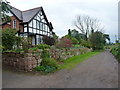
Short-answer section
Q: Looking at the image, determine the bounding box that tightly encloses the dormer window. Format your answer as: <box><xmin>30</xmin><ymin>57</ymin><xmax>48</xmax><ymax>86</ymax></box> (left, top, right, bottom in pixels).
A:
<box><xmin>13</xmin><ymin>19</ymin><xmax>17</xmax><ymax>28</ymax></box>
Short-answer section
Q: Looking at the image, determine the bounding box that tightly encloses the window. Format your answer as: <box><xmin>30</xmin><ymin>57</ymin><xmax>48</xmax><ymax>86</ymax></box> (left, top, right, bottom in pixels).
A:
<box><xmin>36</xmin><ymin>35</ymin><xmax>40</xmax><ymax>45</ymax></box>
<box><xmin>45</xmin><ymin>25</ymin><xmax>47</xmax><ymax>31</ymax></box>
<box><xmin>24</xmin><ymin>27</ymin><xmax>27</xmax><ymax>32</ymax></box>
<box><xmin>29</xmin><ymin>28</ymin><xmax>32</xmax><ymax>33</ymax></box>
<box><xmin>40</xmin><ymin>36</ymin><xmax>43</xmax><ymax>44</ymax></box>
<box><xmin>33</xmin><ymin>20</ymin><xmax>36</xmax><ymax>28</ymax></box>
<box><xmin>37</xmin><ymin>30</ymin><xmax>39</xmax><ymax>34</ymax></box>
<box><xmin>40</xmin><ymin>30</ymin><xmax>42</xmax><ymax>34</ymax></box>
<box><xmin>13</xmin><ymin>19</ymin><xmax>17</xmax><ymax>28</ymax></box>
<box><xmin>37</xmin><ymin>21</ymin><xmax>40</xmax><ymax>29</ymax></box>
<box><xmin>40</xmin><ymin>23</ymin><xmax>43</xmax><ymax>30</ymax></box>
<box><xmin>33</xmin><ymin>29</ymin><xmax>36</xmax><ymax>33</ymax></box>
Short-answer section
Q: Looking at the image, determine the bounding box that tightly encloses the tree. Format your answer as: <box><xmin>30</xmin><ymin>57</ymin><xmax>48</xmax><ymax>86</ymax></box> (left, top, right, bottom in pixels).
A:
<box><xmin>68</xmin><ymin>29</ymin><xmax>71</xmax><ymax>36</ymax></box>
<box><xmin>74</xmin><ymin>15</ymin><xmax>103</xmax><ymax>40</ymax></box>
<box><xmin>1</xmin><ymin>0</ymin><xmax>11</xmax><ymax>22</ymax></box>
<box><xmin>70</xmin><ymin>29</ymin><xmax>86</xmax><ymax>42</ymax></box>
<box><xmin>89</xmin><ymin>31</ymin><xmax>105</xmax><ymax>50</ymax></box>
<box><xmin>2</xmin><ymin>28</ymin><xmax>16</xmax><ymax>50</ymax></box>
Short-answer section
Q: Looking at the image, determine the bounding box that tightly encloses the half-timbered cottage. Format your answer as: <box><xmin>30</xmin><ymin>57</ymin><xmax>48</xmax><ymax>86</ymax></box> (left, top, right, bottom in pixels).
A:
<box><xmin>2</xmin><ymin>6</ymin><xmax>54</xmax><ymax>45</ymax></box>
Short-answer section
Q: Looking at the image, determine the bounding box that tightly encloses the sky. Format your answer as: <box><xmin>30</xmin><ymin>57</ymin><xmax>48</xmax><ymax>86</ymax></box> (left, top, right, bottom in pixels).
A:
<box><xmin>7</xmin><ymin>0</ymin><xmax>119</xmax><ymax>43</ymax></box>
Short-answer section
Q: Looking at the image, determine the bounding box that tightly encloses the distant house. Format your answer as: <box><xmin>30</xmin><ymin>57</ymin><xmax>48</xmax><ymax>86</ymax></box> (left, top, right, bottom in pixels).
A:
<box><xmin>2</xmin><ymin>6</ymin><xmax>54</xmax><ymax>45</ymax></box>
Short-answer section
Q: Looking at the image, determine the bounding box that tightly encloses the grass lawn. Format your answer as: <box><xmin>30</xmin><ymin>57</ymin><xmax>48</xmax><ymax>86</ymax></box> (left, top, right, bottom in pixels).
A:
<box><xmin>59</xmin><ymin>51</ymin><xmax>101</xmax><ymax>70</ymax></box>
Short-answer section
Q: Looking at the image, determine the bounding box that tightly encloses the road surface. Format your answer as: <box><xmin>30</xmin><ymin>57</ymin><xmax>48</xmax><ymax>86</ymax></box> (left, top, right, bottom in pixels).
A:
<box><xmin>2</xmin><ymin>51</ymin><xmax>118</xmax><ymax>88</ymax></box>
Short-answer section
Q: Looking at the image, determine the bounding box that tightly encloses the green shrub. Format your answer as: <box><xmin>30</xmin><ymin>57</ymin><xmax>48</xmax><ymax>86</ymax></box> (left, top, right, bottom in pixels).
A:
<box><xmin>28</xmin><ymin>47</ymin><xmax>38</xmax><ymax>51</ymax></box>
<box><xmin>81</xmin><ymin>39</ymin><xmax>91</xmax><ymax>48</ymax></box>
<box><xmin>34</xmin><ymin>66</ymin><xmax>56</xmax><ymax>73</ymax></box>
<box><xmin>34</xmin><ymin>66</ymin><xmax>46</xmax><ymax>71</ymax></box>
<box><xmin>15</xmin><ymin>49</ymin><xmax>24</xmax><ymax>52</ymax></box>
<box><xmin>110</xmin><ymin>44</ymin><xmax>120</xmax><ymax>62</ymax></box>
<box><xmin>37</xmin><ymin>44</ymin><xmax>50</xmax><ymax>49</ymax></box>
<box><xmin>41</xmin><ymin>50</ymin><xmax>50</xmax><ymax>58</ymax></box>
<box><xmin>2</xmin><ymin>29</ymin><xmax>16</xmax><ymax>50</ymax></box>
<box><xmin>34</xmin><ymin>58</ymin><xmax>58</xmax><ymax>73</ymax></box>
<box><xmin>44</xmin><ymin>66</ymin><xmax>56</xmax><ymax>73</ymax></box>
<box><xmin>41</xmin><ymin>58</ymin><xmax>58</xmax><ymax>68</ymax></box>
<box><xmin>21</xmin><ymin>37</ymin><xmax>32</xmax><ymax>51</ymax></box>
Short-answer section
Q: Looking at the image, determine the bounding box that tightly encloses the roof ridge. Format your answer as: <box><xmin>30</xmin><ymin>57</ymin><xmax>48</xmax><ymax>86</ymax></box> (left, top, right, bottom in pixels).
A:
<box><xmin>22</xmin><ymin>6</ymin><xmax>42</xmax><ymax>12</ymax></box>
<box><xmin>10</xmin><ymin>5</ymin><xmax>22</xmax><ymax>12</ymax></box>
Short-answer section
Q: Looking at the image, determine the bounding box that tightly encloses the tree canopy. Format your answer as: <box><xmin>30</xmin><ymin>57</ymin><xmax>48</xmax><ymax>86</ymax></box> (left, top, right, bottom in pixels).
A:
<box><xmin>74</xmin><ymin>15</ymin><xmax>104</xmax><ymax>40</ymax></box>
<box><xmin>89</xmin><ymin>31</ymin><xmax>105</xmax><ymax>50</ymax></box>
<box><xmin>1</xmin><ymin>0</ymin><xmax>11</xmax><ymax>22</ymax></box>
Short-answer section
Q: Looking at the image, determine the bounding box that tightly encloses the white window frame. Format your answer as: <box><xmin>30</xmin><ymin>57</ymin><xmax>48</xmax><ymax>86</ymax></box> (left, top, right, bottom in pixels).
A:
<box><xmin>13</xmin><ymin>19</ymin><xmax>17</xmax><ymax>28</ymax></box>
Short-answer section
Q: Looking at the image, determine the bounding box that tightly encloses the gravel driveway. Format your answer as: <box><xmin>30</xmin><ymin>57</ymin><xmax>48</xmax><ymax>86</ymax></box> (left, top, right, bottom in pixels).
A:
<box><xmin>2</xmin><ymin>51</ymin><xmax>118</xmax><ymax>88</ymax></box>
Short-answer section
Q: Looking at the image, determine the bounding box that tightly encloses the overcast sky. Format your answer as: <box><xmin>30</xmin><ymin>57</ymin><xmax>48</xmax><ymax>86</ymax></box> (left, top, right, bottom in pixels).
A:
<box><xmin>7</xmin><ymin>0</ymin><xmax>119</xmax><ymax>43</ymax></box>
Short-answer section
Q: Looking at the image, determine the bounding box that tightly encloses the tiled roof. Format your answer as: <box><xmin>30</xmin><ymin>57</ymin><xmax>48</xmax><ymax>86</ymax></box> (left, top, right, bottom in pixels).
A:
<box><xmin>10</xmin><ymin>6</ymin><xmax>42</xmax><ymax>22</ymax></box>
<box><xmin>10</xmin><ymin>6</ymin><xmax>23</xmax><ymax>20</ymax></box>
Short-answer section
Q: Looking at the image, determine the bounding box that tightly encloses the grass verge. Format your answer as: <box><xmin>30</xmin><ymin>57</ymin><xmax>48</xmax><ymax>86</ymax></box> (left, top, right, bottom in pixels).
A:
<box><xmin>59</xmin><ymin>51</ymin><xmax>101</xmax><ymax>70</ymax></box>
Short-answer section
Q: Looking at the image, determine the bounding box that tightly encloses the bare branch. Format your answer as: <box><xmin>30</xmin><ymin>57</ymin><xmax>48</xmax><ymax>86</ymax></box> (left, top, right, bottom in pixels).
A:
<box><xmin>74</xmin><ymin>14</ymin><xmax>104</xmax><ymax>39</ymax></box>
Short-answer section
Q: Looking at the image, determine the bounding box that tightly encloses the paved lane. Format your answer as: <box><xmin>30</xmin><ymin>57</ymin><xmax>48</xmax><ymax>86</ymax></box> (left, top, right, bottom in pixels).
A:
<box><xmin>2</xmin><ymin>51</ymin><xmax>118</xmax><ymax>88</ymax></box>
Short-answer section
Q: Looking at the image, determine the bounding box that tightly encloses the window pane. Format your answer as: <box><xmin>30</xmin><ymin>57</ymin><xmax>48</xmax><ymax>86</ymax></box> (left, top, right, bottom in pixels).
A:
<box><xmin>29</xmin><ymin>28</ymin><xmax>32</xmax><ymax>33</ymax></box>
<box><xmin>40</xmin><ymin>30</ymin><xmax>42</xmax><ymax>34</ymax></box>
<box><xmin>45</xmin><ymin>25</ymin><xmax>48</xmax><ymax>32</ymax></box>
<box><xmin>36</xmin><ymin>35</ymin><xmax>40</xmax><ymax>45</ymax></box>
<box><xmin>24</xmin><ymin>27</ymin><xmax>27</xmax><ymax>32</ymax></box>
<box><xmin>33</xmin><ymin>20</ymin><xmax>36</xmax><ymax>28</ymax></box>
<box><xmin>47</xmin><ymin>26</ymin><xmax>49</xmax><ymax>32</ymax></box>
<box><xmin>33</xmin><ymin>29</ymin><xmax>36</xmax><ymax>33</ymax></box>
<box><xmin>43</xmin><ymin>24</ymin><xmax>45</xmax><ymax>30</ymax></box>
<box><xmin>40</xmin><ymin>23</ymin><xmax>43</xmax><ymax>30</ymax></box>
<box><xmin>13</xmin><ymin>19</ymin><xmax>17</xmax><ymax>28</ymax></box>
<box><xmin>40</xmin><ymin>36</ymin><xmax>43</xmax><ymax>44</ymax></box>
<box><xmin>37</xmin><ymin>21</ymin><xmax>40</xmax><ymax>29</ymax></box>
<box><xmin>37</xmin><ymin>30</ymin><xmax>39</xmax><ymax>34</ymax></box>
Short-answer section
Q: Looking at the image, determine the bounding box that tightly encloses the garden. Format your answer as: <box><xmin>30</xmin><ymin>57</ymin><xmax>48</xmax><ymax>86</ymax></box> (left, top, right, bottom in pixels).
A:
<box><xmin>1</xmin><ymin>1</ymin><xmax>110</xmax><ymax>73</ymax></box>
<box><xmin>2</xmin><ymin>28</ymin><xmax>105</xmax><ymax>74</ymax></box>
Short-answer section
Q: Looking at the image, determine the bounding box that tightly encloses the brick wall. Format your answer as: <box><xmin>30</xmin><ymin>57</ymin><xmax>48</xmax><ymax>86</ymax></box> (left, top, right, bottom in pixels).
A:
<box><xmin>2</xmin><ymin>16</ymin><xmax>23</xmax><ymax>32</ymax></box>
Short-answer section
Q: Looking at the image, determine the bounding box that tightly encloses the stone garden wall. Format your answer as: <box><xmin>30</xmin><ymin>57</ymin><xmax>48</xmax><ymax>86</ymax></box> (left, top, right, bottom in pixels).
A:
<box><xmin>50</xmin><ymin>48</ymin><xmax>92</xmax><ymax>60</ymax></box>
<box><xmin>2</xmin><ymin>48</ymin><xmax>92</xmax><ymax>71</ymax></box>
<box><xmin>2</xmin><ymin>52</ymin><xmax>42</xmax><ymax>71</ymax></box>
